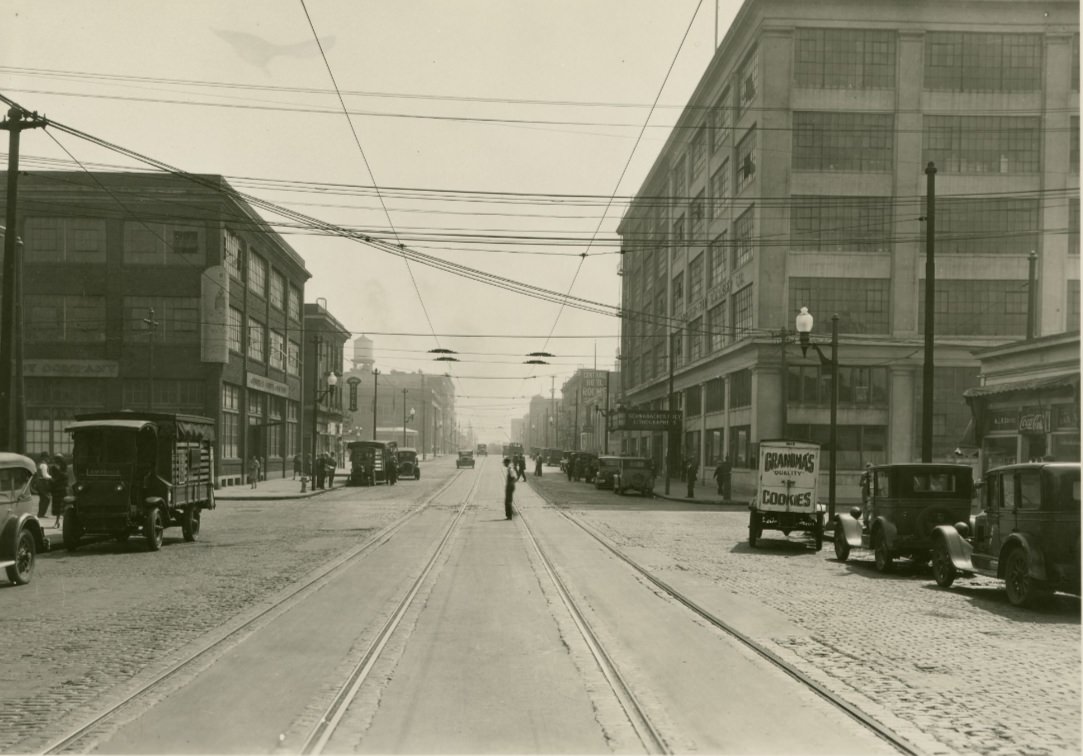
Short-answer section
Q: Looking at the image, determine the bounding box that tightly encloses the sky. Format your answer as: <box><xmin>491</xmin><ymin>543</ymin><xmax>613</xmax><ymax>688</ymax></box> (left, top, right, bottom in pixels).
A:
<box><xmin>2</xmin><ymin>0</ymin><xmax>743</xmax><ymax>442</ymax></box>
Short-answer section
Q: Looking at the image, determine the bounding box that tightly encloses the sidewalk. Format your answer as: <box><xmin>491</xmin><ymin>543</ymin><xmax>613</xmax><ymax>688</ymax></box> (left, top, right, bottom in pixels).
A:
<box><xmin>216</xmin><ymin>469</ymin><xmax>348</xmax><ymax>501</ymax></box>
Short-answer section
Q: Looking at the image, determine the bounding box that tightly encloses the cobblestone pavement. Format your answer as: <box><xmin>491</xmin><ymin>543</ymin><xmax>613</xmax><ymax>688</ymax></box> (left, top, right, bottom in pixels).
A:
<box><xmin>533</xmin><ymin>477</ymin><xmax>1081</xmax><ymax>756</ymax></box>
<box><xmin>0</xmin><ymin>470</ymin><xmax>430</xmax><ymax>753</ymax></box>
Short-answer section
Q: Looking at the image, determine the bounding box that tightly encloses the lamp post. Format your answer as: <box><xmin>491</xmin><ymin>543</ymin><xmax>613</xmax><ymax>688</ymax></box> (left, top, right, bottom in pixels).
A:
<box><xmin>311</xmin><ymin>370</ymin><xmax>338</xmax><ymax>486</ymax></box>
<box><xmin>794</xmin><ymin>307</ymin><xmax>838</xmax><ymax>522</ymax></box>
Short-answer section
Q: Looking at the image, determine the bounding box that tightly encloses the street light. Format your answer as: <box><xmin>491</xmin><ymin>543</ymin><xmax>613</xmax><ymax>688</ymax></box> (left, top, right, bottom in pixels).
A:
<box><xmin>794</xmin><ymin>307</ymin><xmax>839</xmax><ymax>523</ymax></box>
<box><xmin>311</xmin><ymin>371</ymin><xmax>338</xmax><ymax>485</ymax></box>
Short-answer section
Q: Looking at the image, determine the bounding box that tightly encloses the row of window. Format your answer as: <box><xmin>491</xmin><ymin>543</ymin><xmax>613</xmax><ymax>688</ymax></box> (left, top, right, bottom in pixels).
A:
<box><xmin>220</xmin><ymin>383</ymin><xmax>301</xmax><ymax>460</ymax></box>
<box><xmin>225</xmin><ymin>230</ymin><xmax>303</xmax><ymax>321</ymax></box>
<box><xmin>226</xmin><ymin>307</ymin><xmax>302</xmax><ymax>375</ymax></box>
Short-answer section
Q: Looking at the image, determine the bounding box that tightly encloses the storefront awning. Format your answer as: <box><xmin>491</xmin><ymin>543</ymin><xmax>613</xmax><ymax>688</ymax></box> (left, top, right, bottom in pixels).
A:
<box><xmin>964</xmin><ymin>374</ymin><xmax>1079</xmax><ymax>401</ymax></box>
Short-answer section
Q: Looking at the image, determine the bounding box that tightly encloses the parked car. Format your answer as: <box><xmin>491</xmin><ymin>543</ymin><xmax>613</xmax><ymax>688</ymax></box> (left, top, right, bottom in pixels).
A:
<box><xmin>456</xmin><ymin>450</ymin><xmax>475</xmax><ymax>469</ymax></box>
<box><xmin>65</xmin><ymin>412</ymin><xmax>216</xmax><ymax>552</ymax></box>
<box><xmin>834</xmin><ymin>463</ymin><xmax>975</xmax><ymax>572</ymax></box>
<box><xmin>0</xmin><ymin>452</ymin><xmax>49</xmax><ymax>585</ymax></box>
<box><xmin>613</xmin><ymin>456</ymin><xmax>655</xmax><ymax>497</ymax></box>
<box><xmin>593</xmin><ymin>456</ymin><xmax>622</xmax><ymax>490</ymax></box>
<box><xmin>931</xmin><ymin>462</ymin><xmax>1080</xmax><ymax>607</ymax></box>
<box><xmin>396</xmin><ymin>448</ymin><xmax>421</xmax><ymax>480</ymax></box>
<box><xmin>569</xmin><ymin>452</ymin><xmax>599</xmax><ymax>482</ymax></box>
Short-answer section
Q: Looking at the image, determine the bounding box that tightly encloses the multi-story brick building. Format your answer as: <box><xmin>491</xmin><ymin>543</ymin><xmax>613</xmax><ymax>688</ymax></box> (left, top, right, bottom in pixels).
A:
<box><xmin>303</xmin><ymin>301</ymin><xmax>349</xmax><ymax>470</ymax></box>
<box><xmin>8</xmin><ymin>171</ymin><xmax>313</xmax><ymax>486</ymax></box>
<box><xmin>616</xmin><ymin>0</ymin><xmax>1080</xmax><ymax>497</ymax></box>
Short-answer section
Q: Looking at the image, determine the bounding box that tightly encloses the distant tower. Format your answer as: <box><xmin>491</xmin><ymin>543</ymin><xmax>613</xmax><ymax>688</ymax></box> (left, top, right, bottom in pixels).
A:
<box><xmin>351</xmin><ymin>335</ymin><xmax>374</xmax><ymax>373</ymax></box>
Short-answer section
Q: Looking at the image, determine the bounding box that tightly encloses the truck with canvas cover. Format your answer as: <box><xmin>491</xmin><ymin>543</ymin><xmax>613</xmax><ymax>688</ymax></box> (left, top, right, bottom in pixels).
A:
<box><xmin>65</xmin><ymin>412</ymin><xmax>216</xmax><ymax>552</ymax></box>
<box><xmin>749</xmin><ymin>439</ymin><xmax>824</xmax><ymax>550</ymax></box>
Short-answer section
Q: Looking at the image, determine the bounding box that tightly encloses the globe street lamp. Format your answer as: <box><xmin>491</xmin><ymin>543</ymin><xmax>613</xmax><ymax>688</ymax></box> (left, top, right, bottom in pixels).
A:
<box><xmin>794</xmin><ymin>306</ymin><xmax>839</xmax><ymax>522</ymax></box>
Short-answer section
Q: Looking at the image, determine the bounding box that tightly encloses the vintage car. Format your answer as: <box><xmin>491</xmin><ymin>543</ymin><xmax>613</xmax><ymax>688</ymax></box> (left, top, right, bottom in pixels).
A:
<box><xmin>0</xmin><ymin>452</ymin><xmax>49</xmax><ymax>585</ymax></box>
<box><xmin>476</xmin><ymin>443</ymin><xmax>487</xmax><ymax>456</ymax></box>
<box><xmin>456</xmin><ymin>450</ymin><xmax>475</xmax><ymax>469</ymax></box>
<box><xmin>347</xmin><ymin>440</ymin><xmax>392</xmax><ymax>486</ymax></box>
<box><xmin>593</xmin><ymin>456</ymin><xmax>622</xmax><ymax>490</ymax></box>
<box><xmin>396</xmin><ymin>448</ymin><xmax>421</xmax><ymax>480</ymax></box>
<box><xmin>834</xmin><ymin>463</ymin><xmax>975</xmax><ymax>572</ymax></box>
<box><xmin>613</xmin><ymin>456</ymin><xmax>655</xmax><ymax>497</ymax></box>
<box><xmin>568</xmin><ymin>451</ymin><xmax>599</xmax><ymax>482</ymax></box>
<box><xmin>65</xmin><ymin>412</ymin><xmax>216</xmax><ymax>552</ymax></box>
<box><xmin>931</xmin><ymin>462</ymin><xmax>1080</xmax><ymax>607</ymax></box>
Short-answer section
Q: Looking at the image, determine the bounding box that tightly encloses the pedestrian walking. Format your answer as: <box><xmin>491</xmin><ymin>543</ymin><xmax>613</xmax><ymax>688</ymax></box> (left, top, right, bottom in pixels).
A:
<box><xmin>685</xmin><ymin>457</ymin><xmax>698</xmax><ymax>499</ymax></box>
<box><xmin>292</xmin><ymin>454</ymin><xmax>301</xmax><ymax>480</ymax></box>
<box><xmin>860</xmin><ymin>462</ymin><xmax>873</xmax><ymax>525</ymax></box>
<box><xmin>34</xmin><ymin>452</ymin><xmax>52</xmax><ymax>518</ymax></box>
<box><xmin>314</xmin><ymin>453</ymin><xmax>327</xmax><ymax>489</ymax></box>
<box><xmin>260</xmin><ymin>456</ymin><xmax>267</xmax><ymax>481</ymax></box>
<box><xmin>502</xmin><ymin>457</ymin><xmax>516</xmax><ymax>519</ymax></box>
<box><xmin>247</xmin><ymin>456</ymin><xmax>261</xmax><ymax>489</ymax></box>
<box><xmin>49</xmin><ymin>455</ymin><xmax>69</xmax><ymax>528</ymax></box>
<box><xmin>713</xmin><ymin>456</ymin><xmax>732</xmax><ymax>499</ymax></box>
<box><xmin>534</xmin><ymin>454</ymin><xmax>543</xmax><ymax>477</ymax></box>
<box><xmin>388</xmin><ymin>454</ymin><xmax>398</xmax><ymax>485</ymax></box>
<box><xmin>325</xmin><ymin>454</ymin><xmax>337</xmax><ymax>488</ymax></box>
<box><xmin>515</xmin><ymin>455</ymin><xmax>526</xmax><ymax>482</ymax></box>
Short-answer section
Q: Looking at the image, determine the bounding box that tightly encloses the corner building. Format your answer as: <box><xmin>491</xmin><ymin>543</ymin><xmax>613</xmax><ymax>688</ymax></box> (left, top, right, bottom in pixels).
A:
<box><xmin>616</xmin><ymin>0</ymin><xmax>1080</xmax><ymax>498</ymax></box>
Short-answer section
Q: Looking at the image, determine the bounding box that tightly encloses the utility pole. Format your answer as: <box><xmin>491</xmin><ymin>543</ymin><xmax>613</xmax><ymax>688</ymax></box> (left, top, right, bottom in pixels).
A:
<box><xmin>0</xmin><ymin>106</ymin><xmax>45</xmax><ymax>452</ymax></box>
<box><xmin>421</xmin><ymin>374</ymin><xmax>426</xmax><ymax>460</ymax></box>
<box><xmin>371</xmin><ymin>368</ymin><xmax>379</xmax><ymax>440</ymax></box>
<box><xmin>921</xmin><ymin>162</ymin><xmax>936</xmax><ymax>463</ymax></box>
<box><xmin>604</xmin><ymin>371</ymin><xmax>610</xmax><ymax>454</ymax></box>
<box><xmin>143</xmin><ymin>308</ymin><xmax>159</xmax><ymax>412</ymax></box>
<box><xmin>401</xmin><ymin>387</ymin><xmax>408</xmax><ymax>447</ymax></box>
<box><xmin>1026</xmin><ymin>250</ymin><xmax>1038</xmax><ymax>340</ymax></box>
<box><xmin>574</xmin><ymin>385</ymin><xmax>580</xmax><ymax>451</ymax></box>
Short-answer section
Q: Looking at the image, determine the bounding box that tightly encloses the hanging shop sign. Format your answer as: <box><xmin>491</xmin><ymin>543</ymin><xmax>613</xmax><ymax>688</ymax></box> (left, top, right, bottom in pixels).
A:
<box><xmin>611</xmin><ymin>409</ymin><xmax>682</xmax><ymax>431</ymax></box>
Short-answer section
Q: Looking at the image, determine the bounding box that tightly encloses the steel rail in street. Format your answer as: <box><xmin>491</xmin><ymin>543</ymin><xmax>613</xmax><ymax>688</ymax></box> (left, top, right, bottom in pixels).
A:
<box><xmin>531</xmin><ymin>486</ymin><xmax>924</xmax><ymax>756</ymax></box>
<box><xmin>39</xmin><ymin>472</ymin><xmax>467</xmax><ymax>755</ymax></box>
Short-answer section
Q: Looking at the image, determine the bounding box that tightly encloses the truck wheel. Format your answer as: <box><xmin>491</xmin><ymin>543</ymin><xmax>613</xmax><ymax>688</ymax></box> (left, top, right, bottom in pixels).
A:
<box><xmin>182</xmin><ymin>507</ymin><xmax>201</xmax><ymax>542</ymax></box>
<box><xmin>1004</xmin><ymin>548</ymin><xmax>1048</xmax><ymax>607</ymax></box>
<box><xmin>5</xmin><ymin>528</ymin><xmax>35</xmax><ymax>585</ymax></box>
<box><xmin>833</xmin><ymin>523</ymin><xmax>850</xmax><ymax>562</ymax></box>
<box><xmin>931</xmin><ymin>539</ymin><xmax>956</xmax><ymax>588</ymax></box>
<box><xmin>749</xmin><ymin>512</ymin><xmax>762</xmax><ymax>548</ymax></box>
<box><xmin>873</xmin><ymin>531</ymin><xmax>894</xmax><ymax>573</ymax></box>
<box><xmin>145</xmin><ymin>507</ymin><xmax>164</xmax><ymax>552</ymax></box>
<box><xmin>62</xmin><ymin>507</ymin><xmax>82</xmax><ymax>552</ymax></box>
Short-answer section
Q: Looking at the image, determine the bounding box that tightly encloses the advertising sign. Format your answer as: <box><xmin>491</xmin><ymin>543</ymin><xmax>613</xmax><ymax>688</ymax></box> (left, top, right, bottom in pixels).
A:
<box><xmin>755</xmin><ymin>439</ymin><xmax>820</xmax><ymax>513</ymax></box>
<box><xmin>611</xmin><ymin>409</ymin><xmax>681</xmax><ymax>431</ymax></box>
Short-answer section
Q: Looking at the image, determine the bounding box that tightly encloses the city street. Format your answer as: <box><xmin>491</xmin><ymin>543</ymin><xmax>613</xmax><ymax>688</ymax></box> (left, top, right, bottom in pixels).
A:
<box><xmin>0</xmin><ymin>457</ymin><xmax>1077</xmax><ymax>754</ymax></box>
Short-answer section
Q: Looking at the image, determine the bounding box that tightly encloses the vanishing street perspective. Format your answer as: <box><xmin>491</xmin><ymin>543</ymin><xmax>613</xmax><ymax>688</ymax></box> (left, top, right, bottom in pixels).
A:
<box><xmin>0</xmin><ymin>1</ymin><xmax>1079</xmax><ymax>754</ymax></box>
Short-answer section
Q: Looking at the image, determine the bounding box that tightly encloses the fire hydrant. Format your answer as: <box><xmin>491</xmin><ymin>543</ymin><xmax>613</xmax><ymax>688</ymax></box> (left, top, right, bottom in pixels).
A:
<box><xmin>300</xmin><ymin>475</ymin><xmax>309</xmax><ymax>493</ymax></box>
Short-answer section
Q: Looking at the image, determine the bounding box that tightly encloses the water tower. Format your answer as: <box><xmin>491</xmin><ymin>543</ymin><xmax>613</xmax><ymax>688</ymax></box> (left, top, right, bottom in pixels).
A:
<box><xmin>351</xmin><ymin>335</ymin><xmax>374</xmax><ymax>372</ymax></box>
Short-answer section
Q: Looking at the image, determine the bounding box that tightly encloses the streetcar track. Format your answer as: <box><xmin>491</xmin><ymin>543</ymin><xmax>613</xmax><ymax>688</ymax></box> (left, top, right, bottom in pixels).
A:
<box><xmin>39</xmin><ymin>472</ymin><xmax>469</xmax><ymax>755</ymax></box>
<box><xmin>530</xmin><ymin>484</ymin><xmax>924</xmax><ymax>756</ymax></box>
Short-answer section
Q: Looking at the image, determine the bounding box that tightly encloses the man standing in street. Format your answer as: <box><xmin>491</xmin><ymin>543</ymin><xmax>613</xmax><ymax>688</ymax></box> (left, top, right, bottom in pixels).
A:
<box><xmin>713</xmin><ymin>455</ymin><xmax>732</xmax><ymax>500</ymax></box>
<box><xmin>314</xmin><ymin>453</ymin><xmax>326</xmax><ymax>490</ymax></box>
<box><xmin>685</xmin><ymin>457</ymin><xmax>698</xmax><ymax>499</ymax></box>
<box><xmin>35</xmin><ymin>452</ymin><xmax>52</xmax><ymax>518</ymax></box>
<box><xmin>502</xmin><ymin>457</ymin><xmax>516</xmax><ymax>519</ymax></box>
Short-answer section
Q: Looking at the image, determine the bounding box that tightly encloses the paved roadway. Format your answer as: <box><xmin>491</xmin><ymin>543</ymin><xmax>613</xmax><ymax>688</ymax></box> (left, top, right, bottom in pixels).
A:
<box><xmin>0</xmin><ymin>457</ymin><xmax>1077</xmax><ymax>754</ymax></box>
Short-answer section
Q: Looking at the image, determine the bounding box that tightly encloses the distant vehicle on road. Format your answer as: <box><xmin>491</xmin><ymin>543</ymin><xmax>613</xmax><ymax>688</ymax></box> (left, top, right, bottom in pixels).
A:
<box><xmin>594</xmin><ymin>456</ymin><xmax>622</xmax><ymax>490</ymax></box>
<box><xmin>835</xmin><ymin>462</ymin><xmax>974</xmax><ymax>571</ymax></box>
<box><xmin>456</xmin><ymin>450</ymin><xmax>476</xmax><ymax>469</ymax></box>
<box><xmin>65</xmin><ymin>412</ymin><xmax>216</xmax><ymax>552</ymax></box>
<box><xmin>931</xmin><ymin>462</ymin><xmax>1080</xmax><ymax>607</ymax></box>
<box><xmin>749</xmin><ymin>439</ymin><xmax>824</xmax><ymax>550</ymax></box>
<box><xmin>347</xmin><ymin>440</ymin><xmax>392</xmax><ymax>486</ymax></box>
<box><xmin>476</xmin><ymin>443</ymin><xmax>487</xmax><ymax>456</ymax></box>
<box><xmin>396</xmin><ymin>448</ymin><xmax>421</xmax><ymax>480</ymax></box>
<box><xmin>613</xmin><ymin>456</ymin><xmax>655</xmax><ymax>496</ymax></box>
<box><xmin>0</xmin><ymin>452</ymin><xmax>49</xmax><ymax>585</ymax></box>
<box><xmin>502</xmin><ymin>442</ymin><xmax>524</xmax><ymax>459</ymax></box>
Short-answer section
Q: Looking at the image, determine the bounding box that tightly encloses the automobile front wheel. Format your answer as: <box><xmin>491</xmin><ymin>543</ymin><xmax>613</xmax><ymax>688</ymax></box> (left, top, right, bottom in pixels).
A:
<box><xmin>873</xmin><ymin>531</ymin><xmax>894</xmax><ymax>573</ymax></box>
<box><xmin>1004</xmin><ymin>548</ymin><xmax>1048</xmax><ymax>607</ymax></box>
<box><xmin>833</xmin><ymin>522</ymin><xmax>850</xmax><ymax>562</ymax></box>
<box><xmin>145</xmin><ymin>507</ymin><xmax>164</xmax><ymax>552</ymax></box>
<box><xmin>5</xmin><ymin>528</ymin><xmax>35</xmax><ymax>585</ymax></box>
<box><xmin>931</xmin><ymin>539</ymin><xmax>956</xmax><ymax>588</ymax></box>
<box><xmin>182</xmin><ymin>506</ymin><xmax>201</xmax><ymax>542</ymax></box>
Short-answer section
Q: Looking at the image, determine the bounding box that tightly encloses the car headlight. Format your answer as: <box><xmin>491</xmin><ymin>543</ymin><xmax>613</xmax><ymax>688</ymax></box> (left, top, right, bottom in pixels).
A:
<box><xmin>114</xmin><ymin>482</ymin><xmax>125</xmax><ymax>493</ymax></box>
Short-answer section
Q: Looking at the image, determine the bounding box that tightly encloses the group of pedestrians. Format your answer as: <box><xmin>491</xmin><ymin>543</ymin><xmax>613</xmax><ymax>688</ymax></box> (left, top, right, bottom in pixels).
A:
<box><xmin>34</xmin><ymin>452</ymin><xmax>69</xmax><ymax>528</ymax></box>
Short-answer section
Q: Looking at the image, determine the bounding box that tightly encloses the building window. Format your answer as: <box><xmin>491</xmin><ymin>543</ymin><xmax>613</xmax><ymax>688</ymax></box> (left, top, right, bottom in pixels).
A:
<box><xmin>225</xmin><ymin>231</ymin><xmax>245</xmax><ymax>281</ymax></box>
<box><xmin>267</xmin><ymin>398</ymin><xmax>283</xmax><ymax>460</ymax></box>
<box><xmin>672</xmin><ymin>155</ymin><xmax>687</xmax><ymax>199</ymax></box>
<box><xmin>288</xmin><ymin>340</ymin><xmax>301</xmax><ymax>376</ymax></box>
<box><xmin>788</xmin><ymin>365</ymin><xmax>888</xmax><ymax>405</ymax></box>
<box><xmin>1068</xmin><ymin>281</ymin><xmax>1080</xmax><ymax>331</ymax></box>
<box><xmin>690</xmin><ymin>190</ymin><xmax>705</xmax><ymax>243</ymax></box>
<box><xmin>918</xmin><ymin>279</ymin><xmax>1028</xmax><ymax>336</ymax></box>
<box><xmin>708</xmin><ymin>232</ymin><xmax>727</xmax><ymax>289</ymax></box>
<box><xmin>784</xmin><ymin>423</ymin><xmax>887</xmax><ymax>468</ymax></box>
<box><xmin>705</xmin><ymin>378</ymin><xmax>724</xmax><ymax>413</ymax></box>
<box><xmin>24</xmin><ymin>218</ymin><xmax>107</xmax><ymax>263</ymax></box>
<box><xmin>688</xmin><ymin>253</ymin><xmax>704</xmax><ymax>305</ymax></box>
<box><xmin>248</xmin><ymin>252</ymin><xmax>267</xmax><ymax>297</ymax></box>
<box><xmin>934</xmin><ymin>197</ymin><xmax>1039</xmax><ymax>255</ymax></box>
<box><xmin>730</xmin><ymin>369</ymin><xmax>752</xmax><ymax>408</ymax></box>
<box><xmin>711</xmin><ymin>87</ymin><xmax>731</xmax><ymax>153</ymax></box>
<box><xmin>734</xmin><ymin>206</ymin><xmax>754</xmax><ymax>268</ymax></box>
<box><xmin>270</xmin><ymin>330</ymin><xmax>286</xmax><ymax>371</ymax></box>
<box><xmin>690</xmin><ymin>126</ymin><xmax>707</xmax><ymax>182</ymax></box>
<box><xmin>222</xmin><ymin>383</ymin><xmax>241</xmax><ymax>459</ymax></box>
<box><xmin>288</xmin><ymin>286</ymin><xmax>302</xmax><ymax>322</ymax></box>
<box><xmin>286</xmin><ymin>400</ymin><xmax>299</xmax><ymax>458</ymax></box>
<box><xmin>688</xmin><ymin>316</ymin><xmax>703</xmax><ymax>362</ymax></box>
<box><xmin>731</xmin><ymin>285</ymin><xmax>753</xmax><ymax>341</ymax></box>
<box><xmin>1074</xmin><ymin>34</ymin><xmax>1080</xmax><ymax>92</ymax></box>
<box><xmin>924</xmin><ymin>32</ymin><xmax>1041</xmax><ymax>93</ymax></box>
<box><xmin>248</xmin><ymin>317</ymin><xmax>266</xmax><ymax>362</ymax></box>
<box><xmin>707</xmin><ymin>302</ymin><xmax>726</xmax><ymax>352</ymax></box>
<box><xmin>711</xmin><ymin>160</ymin><xmax>730</xmax><ymax>217</ymax></box>
<box><xmin>25</xmin><ymin>295</ymin><xmax>106</xmax><ymax>342</ymax></box>
<box><xmin>123</xmin><ymin>380</ymin><xmax>205</xmax><ymax>412</ymax></box>
<box><xmin>1070</xmin><ymin>200</ymin><xmax>1079</xmax><ymax>256</ymax></box>
<box><xmin>736</xmin><ymin>47</ymin><xmax>758</xmax><ymax>118</ymax></box>
<box><xmin>923</xmin><ymin>115</ymin><xmax>1040</xmax><ymax>174</ymax></box>
<box><xmin>790</xmin><ymin>196</ymin><xmax>893</xmax><ymax>253</ymax></box>
<box><xmin>227</xmin><ymin>307</ymin><xmax>243</xmax><ymax>353</ymax></box>
<box><xmin>270</xmin><ymin>270</ymin><xmax>286</xmax><ymax>310</ymax></box>
<box><xmin>736</xmin><ymin>126</ymin><xmax>756</xmax><ymax>192</ymax></box>
<box><xmin>793</xmin><ymin>112</ymin><xmax>894</xmax><ymax>172</ymax></box>
<box><xmin>672</xmin><ymin>272</ymin><xmax>684</xmax><ymax>314</ymax></box>
<box><xmin>123</xmin><ymin>296</ymin><xmax>199</xmax><ymax>344</ymax></box>
<box><xmin>685</xmin><ymin>384</ymin><xmax>702</xmax><ymax>417</ymax></box>
<box><xmin>790</xmin><ymin>277</ymin><xmax>890</xmax><ymax>333</ymax></box>
<box><xmin>795</xmin><ymin>28</ymin><xmax>896</xmax><ymax>90</ymax></box>
<box><xmin>1071</xmin><ymin>116</ymin><xmax>1080</xmax><ymax>175</ymax></box>
<box><xmin>123</xmin><ymin>222</ymin><xmax>205</xmax><ymax>265</ymax></box>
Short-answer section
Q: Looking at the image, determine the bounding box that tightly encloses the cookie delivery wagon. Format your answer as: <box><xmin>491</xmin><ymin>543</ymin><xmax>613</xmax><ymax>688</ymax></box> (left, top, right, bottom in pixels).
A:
<box><xmin>748</xmin><ymin>439</ymin><xmax>824</xmax><ymax>551</ymax></box>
